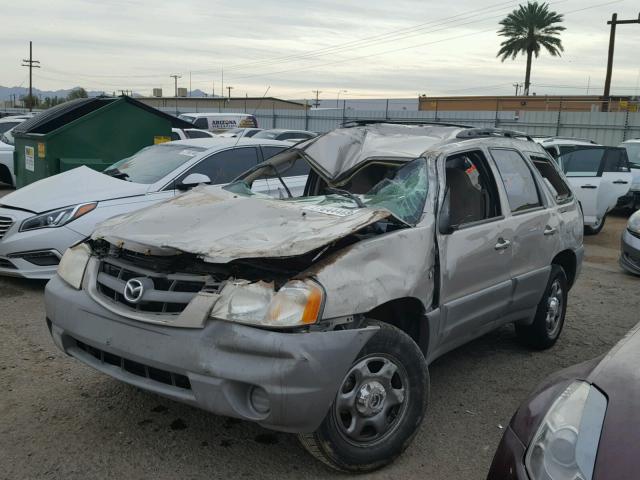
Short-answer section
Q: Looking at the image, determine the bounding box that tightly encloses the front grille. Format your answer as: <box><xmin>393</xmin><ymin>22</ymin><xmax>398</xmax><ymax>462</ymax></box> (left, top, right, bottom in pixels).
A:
<box><xmin>629</xmin><ymin>229</ymin><xmax>640</xmax><ymax>240</ymax></box>
<box><xmin>74</xmin><ymin>338</ymin><xmax>191</xmax><ymax>390</ymax></box>
<box><xmin>13</xmin><ymin>250</ymin><xmax>60</xmax><ymax>266</ymax></box>
<box><xmin>95</xmin><ymin>255</ymin><xmax>221</xmax><ymax>314</ymax></box>
<box><xmin>0</xmin><ymin>258</ymin><xmax>16</xmax><ymax>269</ymax></box>
<box><xmin>0</xmin><ymin>216</ymin><xmax>13</xmax><ymax>240</ymax></box>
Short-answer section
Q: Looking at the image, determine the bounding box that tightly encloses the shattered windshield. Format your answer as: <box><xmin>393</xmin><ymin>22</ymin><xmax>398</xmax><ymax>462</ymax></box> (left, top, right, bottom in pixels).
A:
<box><xmin>226</xmin><ymin>157</ymin><xmax>428</xmax><ymax>226</ymax></box>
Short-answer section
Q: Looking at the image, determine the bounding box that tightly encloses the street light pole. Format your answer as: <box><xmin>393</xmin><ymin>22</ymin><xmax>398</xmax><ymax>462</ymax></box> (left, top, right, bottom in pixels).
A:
<box><xmin>337</xmin><ymin>89</ymin><xmax>347</xmax><ymax>109</ymax></box>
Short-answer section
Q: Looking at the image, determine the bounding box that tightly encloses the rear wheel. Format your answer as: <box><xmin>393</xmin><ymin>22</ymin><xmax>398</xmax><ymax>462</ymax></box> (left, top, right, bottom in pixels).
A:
<box><xmin>298</xmin><ymin>321</ymin><xmax>428</xmax><ymax>472</ymax></box>
<box><xmin>584</xmin><ymin>214</ymin><xmax>606</xmax><ymax>235</ymax></box>
<box><xmin>516</xmin><ymin>265</ymin><xmax>568</xmax><ymax>350</ymax></box>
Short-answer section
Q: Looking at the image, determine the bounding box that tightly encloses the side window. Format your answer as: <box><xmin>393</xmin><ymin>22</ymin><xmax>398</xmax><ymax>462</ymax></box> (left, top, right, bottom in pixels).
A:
<box><xmin>170</xmin><ymin>131</ymin><xmax>180</xmax><ymax>141</ymax></box>
<box><xmin>186</xmin><ymin>130</ymin><xmax>211</xmax><ymax>139</ymax></box>
<box><xmin>602</xmin><ymin>148</ymin><xmax>630</xmax><ymax>173</ymax></box>
<box><xmin>193</xmin><ymin>117</ymin><xmax>208</xmax><ymax>129</ymax></box>
<box><xmin>490</xmin><ymin>149</ymin><xmax>542</xmax><ymax>213</ymax></box>
<box><xmin>561</xmin><ymin>148</ymin><xmax>603</xmax><ymax>177</ymax></box>
<box><xmin>443</xmin><ymin>150</ymin><xmax>501</xmax><ymax>228</ymax></box>
<box><xmin>261</xmin><ymin>146</ymin><xmax>287</xmax><ymax>160</ymax></box>
<box><xmin>529</xmin><ymin>154</ymin><xmax>572</xmax><ymax>203</ymax></box>
<box><xmin>181</xmin><ymin>147</ymin><xmax>259</xmax><ymax>185</ymax></box>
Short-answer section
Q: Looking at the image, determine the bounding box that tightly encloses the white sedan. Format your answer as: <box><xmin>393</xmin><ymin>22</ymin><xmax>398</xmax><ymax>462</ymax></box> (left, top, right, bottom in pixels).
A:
<box><xmin>0</xmin><ymin>137</ymin><xmax>290</xmax><ymax>279</ymax></box>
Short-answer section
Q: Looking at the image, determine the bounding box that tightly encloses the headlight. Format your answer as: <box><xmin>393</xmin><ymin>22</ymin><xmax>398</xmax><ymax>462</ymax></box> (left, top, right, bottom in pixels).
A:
<box><xmin>525</xmin><ymin>381</ymin><xmax>607</xmax><ymax>480</ymax></box>
<box><xmin>57</xmin><ymin>243</ymin><xmax>91</xmax><ymax>289</ymax></box>
<box><xmin>20</xmin><ymin>202</ymin><xmax>97</xmax><ymax>232</ymax></box>
<box><xmin>628</xmin><ymin>212</ymin><xmax>640</xmax><ymax>235</ymax></box>
<box><xmin>210</xmin><ymin>279</ymin><xmax>324</xmax><ymax>328</ymax></box>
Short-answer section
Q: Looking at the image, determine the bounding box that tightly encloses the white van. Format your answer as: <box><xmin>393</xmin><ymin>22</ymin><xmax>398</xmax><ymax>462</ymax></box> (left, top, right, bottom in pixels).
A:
<box><xmin>178</xmin><ymin>113</ymin><xmax>258</xmax><ymax>132</ymax></box>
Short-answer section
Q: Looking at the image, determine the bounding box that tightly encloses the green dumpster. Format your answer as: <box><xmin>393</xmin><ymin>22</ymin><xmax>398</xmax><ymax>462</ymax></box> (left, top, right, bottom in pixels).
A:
<box><xmin>12</xmin><ymin>96</ymin><xmax>193</xmax><ymax>188</ymax></box>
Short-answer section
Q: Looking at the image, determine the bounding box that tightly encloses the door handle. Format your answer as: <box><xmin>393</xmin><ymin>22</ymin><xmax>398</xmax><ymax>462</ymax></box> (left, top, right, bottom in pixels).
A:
<box><xmin>544</xmin><ymin>225</ymin><xmax>557</xmax><ymax>236</ymax></box>
<box><xmin>494</xmin><ymin>238</ymin><xmax>511</xmax><ymax>251</ymax></box>
<box><xmin>581</xmin><ymin>185</ymin><xmax>597</xmax><ymax>189</ymax></box>
<box><xmin>613</xmin><ymin>180</ymin><xmax>629</xmax><ymax>184</ymax></box>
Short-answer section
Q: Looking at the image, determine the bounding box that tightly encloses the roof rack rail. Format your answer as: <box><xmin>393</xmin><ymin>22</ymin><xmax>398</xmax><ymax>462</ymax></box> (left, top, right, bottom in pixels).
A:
<box><xmin>532</xmin><ymin>135</ymin><xmax>598</xmax><ymax>144</ymax></box>
<box><xmin>455</xmin><ymin>127</ymin><xmax>533</xmax><ymax>141</ymax></box>
<box><xmin>340</xmin><ymin>119</ymin><xmax>474</xmax><ymax>129</ymax></box>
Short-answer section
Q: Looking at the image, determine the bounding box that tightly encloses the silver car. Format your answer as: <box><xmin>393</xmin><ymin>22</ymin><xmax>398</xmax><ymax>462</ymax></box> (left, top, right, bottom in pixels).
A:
<box><xmin>620</xmin><ymin>209</ymin><xmax>640</xmax><ymax>275</ymax></box>
<box><xmin>44</xmin><ymin>123</ymin><xmax>583</xmax><ymax>472</ymax></box>
<box><xmin>0</xmin><ymin>138</ymin><xmax>290</xmax><ymax>279</ymax></box>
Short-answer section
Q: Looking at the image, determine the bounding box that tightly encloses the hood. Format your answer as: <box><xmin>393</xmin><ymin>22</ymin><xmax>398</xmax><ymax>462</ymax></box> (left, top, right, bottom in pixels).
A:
<box><xmin>91</xmin><ymin>186</ymin><xmax>393</xmax><ymax>263</ymax></box>
<box><xmin>0</xmin><ymin>166</ymin><xmax>149</xmax><ymax>213</ymax></box>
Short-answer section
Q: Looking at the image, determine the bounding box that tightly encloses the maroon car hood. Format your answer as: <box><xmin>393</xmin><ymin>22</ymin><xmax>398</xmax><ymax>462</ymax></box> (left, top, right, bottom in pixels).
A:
<box><xmin>589</xmin><ymin>323</ymin><xmax>640</xmax><ymax>480</ymax></box>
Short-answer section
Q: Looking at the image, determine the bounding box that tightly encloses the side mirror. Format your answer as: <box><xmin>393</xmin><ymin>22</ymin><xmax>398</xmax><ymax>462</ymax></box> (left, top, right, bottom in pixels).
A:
<box><xmin>177</xmin><ymin>173</ymin><xmax>211</xmax><ymax>190</ymax></box>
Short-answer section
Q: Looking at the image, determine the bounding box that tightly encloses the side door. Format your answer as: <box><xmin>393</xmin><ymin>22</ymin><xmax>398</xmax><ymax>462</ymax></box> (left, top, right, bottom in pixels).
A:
<box><xmin>172</xmin><ymin>146</ymin><xmax>260</xmax><ymax>188</ymax></box>
<box><xmin>489</xmin><ymin>148</ymin><xmax>557</xmax><ymax>320</ymax></box>
<box><xmin>435</xmin><ymin>149</ymin><xmax>512</xmax><ymax>353</ymax></box>
<box><xmin>600</xmin><ymin>147</ymin><xmax>632</xmax><ymax>211</ymax></box>
<box><xmin>559</xmin><ymin>147</ymin><xmax>604</xmax><ymax>226</ymax></box>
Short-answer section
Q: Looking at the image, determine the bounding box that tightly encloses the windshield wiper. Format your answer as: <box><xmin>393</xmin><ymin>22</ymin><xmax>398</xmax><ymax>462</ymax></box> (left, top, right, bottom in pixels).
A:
<box><xmin>325</xmin><ymin>187</ymin><xmax>366</xmax><ymax>208</ymax></box>
<box><xmin>104</xmin><ymin>168</ymin><xmax>130</xmax><ymax>180</ymax></box>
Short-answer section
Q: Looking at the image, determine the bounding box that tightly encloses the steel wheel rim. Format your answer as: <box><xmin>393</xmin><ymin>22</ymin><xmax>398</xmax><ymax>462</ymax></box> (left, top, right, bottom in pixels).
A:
<box><xmin>593</xmin><ymin>217</ymin><xmax>603</xmax><ymax>229</ymax></box>
<box><xmin>333</xmin><ymin>354</ymin><xmax>409</xmax><ymax>447</ymax></box>
<box><xmin>545</xmin><ymin>279</ymin><xmax>563</xmax><ymax>337</ymax></box>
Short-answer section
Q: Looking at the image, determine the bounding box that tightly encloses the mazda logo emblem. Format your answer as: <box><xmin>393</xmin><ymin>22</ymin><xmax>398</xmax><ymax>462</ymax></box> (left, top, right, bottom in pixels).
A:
<box><xmin>123</xmin><ymin>278</ymin><xmax>145</xmax><ymax>303</ymax></box>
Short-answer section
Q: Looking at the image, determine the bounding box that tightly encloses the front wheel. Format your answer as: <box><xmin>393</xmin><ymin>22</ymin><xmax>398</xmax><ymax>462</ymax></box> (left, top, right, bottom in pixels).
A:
<box><xmin>516</xmin><ymin>265</ymin><xmax>568</xmax><ymax>350</ymax></box>
<box><xmin>298</xmin><ymin>321</ymin><xmax>428</xmax><ymax>473</ymax></box>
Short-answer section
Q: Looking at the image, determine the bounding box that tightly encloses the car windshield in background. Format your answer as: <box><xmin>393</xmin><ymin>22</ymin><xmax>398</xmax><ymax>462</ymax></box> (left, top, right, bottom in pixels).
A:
<box><xmin>226</xmin><ymin>158</ymin><xmax>428</xmax><ymax>225</ymax></box>
<box><xmin>178</xmin><ymin>115</ymin><xmax>195</xmax><ymax>124</ymax></box>
<box><xmin>105</xmin><ymin>145</ymin><xmax>206</xmax><ymax>184</ymax></box>
<box><xmin>252</xmin><ymin>131</ymin><xmax>279</xmax><ymax>140</ymax></box>
<box><xmin>0</xmin><ymin>121</ymin><xmax>21</xmax><ymax>134</ymax></box>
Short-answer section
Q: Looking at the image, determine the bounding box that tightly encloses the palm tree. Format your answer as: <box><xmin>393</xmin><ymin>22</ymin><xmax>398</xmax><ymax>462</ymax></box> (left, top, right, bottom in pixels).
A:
<box><xmin>497</xmin><ymin>2</ymin><xmax>565</xmax><ymax>96</ymax></box>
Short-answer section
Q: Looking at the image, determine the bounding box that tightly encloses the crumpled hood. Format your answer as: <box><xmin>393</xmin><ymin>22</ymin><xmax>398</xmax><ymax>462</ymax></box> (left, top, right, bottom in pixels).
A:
<box><xmin>92</xmin><ymin>186</ymin><xmax>392</xmax><ymax>263</ymax></box>
<box><xmin>0</xmin><ymin>166</ymin><xmax>149</xmax><ymax>213</ymax></box>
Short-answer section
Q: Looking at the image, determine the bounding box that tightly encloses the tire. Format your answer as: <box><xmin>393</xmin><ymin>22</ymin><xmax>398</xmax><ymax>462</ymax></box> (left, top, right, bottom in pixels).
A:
<box><xmin>516</xmin><ymin>265</ymin><xmax>568</xmax><ymax>350</ymax></box>
<box><xmin>298</xmin><ymin>321</ymin><xmax>428</xmax><ymax>473</ymax></box>
<box><xmin>584</xmin><ymin>214</ymin><xmax>606</xmax><ymax>235</ymax></box>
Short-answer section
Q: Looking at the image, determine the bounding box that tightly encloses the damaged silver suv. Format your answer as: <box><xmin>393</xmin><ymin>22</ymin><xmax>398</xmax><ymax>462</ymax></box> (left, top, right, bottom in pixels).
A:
<box><xmin>45</xmin><ymin>122</ymin><xmax>584</xmax><ymax>472</ymax></box>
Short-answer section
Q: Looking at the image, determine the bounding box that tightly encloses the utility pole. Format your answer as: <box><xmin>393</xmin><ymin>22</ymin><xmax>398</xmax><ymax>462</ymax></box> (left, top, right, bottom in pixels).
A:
<box><xmin>226</xmin><ymin>86</ymin><xmax>233</xmax><ymax>101</ymax></box>
<box><xmin>189</xmin><ymin>72</ymin><xmax>192</xmax><ymax>97</ymax></box>
<box><xmin>21</xmin><ymin>41</ymin><xmax>40</xmax><ymax>111</ymax></box>
<box><xmin>169</xmin><ymin>74</ymin><xmax>181</xmax><ymax>97</ymax></box>
<box><xmin>513</xmin><ymin>83</ymin><xmax>521</xmax><ymax>96</ymax></box>
<box><xmin>603</xmin><ymin>13</ymin><xmax>640</xmax><ymax>98</ymax></box>
<box><xmin>312</xmin><ymin>90</ymin><xmax>321</xmax><ymax>108</ymax></box>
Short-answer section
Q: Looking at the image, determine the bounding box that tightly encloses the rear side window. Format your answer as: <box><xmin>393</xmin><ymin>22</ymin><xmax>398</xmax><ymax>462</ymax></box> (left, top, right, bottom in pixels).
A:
<box><xmin>529</xmin><ymin>154</ymin><xmax>572</xmax><ymax>203</ymax></box>
<box><xmin>490</xmin><ymin>149</ymin><xmax>541</xmax><ymax>213</ymax></box>
<box><xmin>261</xmin><ymin>146</ymin><xmax>287</xmax><ymax>160</ymax></box>
<box><xmin>170</xmin><ymin>131</ymin><xmax>180</xmax><ymax>141</ymax></box>
<box><xmin>193</xmin><ymin>117</ymin><xmax>208</xmax><ymax>129</ymax></box>
<box><xmin>602</xmin><ymin>148</ymin><xmax>630</xmax><ymax>173</ymax></box>
<box><xmin>561</xmin><ymin>148</ymin><xmax>603</xmax><ymax>177</ymax></box>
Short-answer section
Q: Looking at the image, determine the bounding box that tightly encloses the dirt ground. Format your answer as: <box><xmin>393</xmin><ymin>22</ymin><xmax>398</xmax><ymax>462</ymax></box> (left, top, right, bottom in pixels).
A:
<box><xmin>0</xmin><ymin>184</ymin><xmax>638</xmax><ymax>479</ymax></box>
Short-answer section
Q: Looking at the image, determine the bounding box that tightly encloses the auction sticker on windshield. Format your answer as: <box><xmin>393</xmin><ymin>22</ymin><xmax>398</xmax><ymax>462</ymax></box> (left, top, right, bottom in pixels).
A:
<box><xmin>25</xmin><ymin>146</ymin><xmax>35</xmax><ymax>172</ymax></box>
<box><xmin>303</xmin><ymin>205</ymin><xmax>359</xmax><ymax>217</ymax></box>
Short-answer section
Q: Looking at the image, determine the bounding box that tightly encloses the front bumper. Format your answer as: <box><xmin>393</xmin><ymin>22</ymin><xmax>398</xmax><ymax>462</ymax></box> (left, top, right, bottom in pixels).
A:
<box><xmin>0</xmin><ymin>207</ymin><xmax>84</xmax><ymax>280</ymax></box>
<box><xmin>486</xmin><ymin>426</ymin><xmax>527</xmax><ymax>479</ymax></box>
<box><xmin>620</xmin><ymin>228</ymin><xmax>640</xmax><ymax>275</ymax></box>
<box><xmin>45</xmin><ymin>275</ymin><xmax>376</xmax><ymax>433</ymax></box>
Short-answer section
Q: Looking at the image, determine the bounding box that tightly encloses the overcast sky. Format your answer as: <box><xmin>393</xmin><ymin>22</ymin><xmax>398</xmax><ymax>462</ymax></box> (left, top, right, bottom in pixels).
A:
<box><xmin>2</xmin><ymin>0</ymin><xmax>639</xmax><ymax>100</ymax></box>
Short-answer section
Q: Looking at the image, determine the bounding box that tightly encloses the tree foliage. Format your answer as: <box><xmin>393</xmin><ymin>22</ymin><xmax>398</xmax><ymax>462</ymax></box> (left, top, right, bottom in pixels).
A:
<box><xmin>67</xmin><ymin>87</ymin><xmax>88</xmax><ymax>101</ymax></box>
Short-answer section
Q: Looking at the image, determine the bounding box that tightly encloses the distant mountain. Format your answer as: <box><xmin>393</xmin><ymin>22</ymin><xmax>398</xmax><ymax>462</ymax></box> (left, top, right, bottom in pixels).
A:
<box><xmin>0</xmin><ymin>85</ymin><xmax>108</xmax><ymax>101</ymax></box>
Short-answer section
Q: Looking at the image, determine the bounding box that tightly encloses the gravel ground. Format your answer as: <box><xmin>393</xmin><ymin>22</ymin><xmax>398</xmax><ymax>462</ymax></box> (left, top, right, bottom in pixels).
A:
<box><xmin>0</xmin><ymin>183</ymin><xmax>638</xmax><ymax>479</ymax></box>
